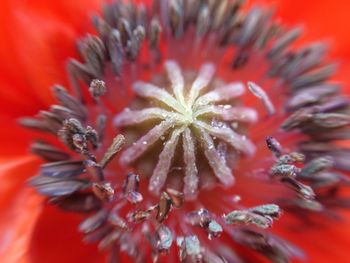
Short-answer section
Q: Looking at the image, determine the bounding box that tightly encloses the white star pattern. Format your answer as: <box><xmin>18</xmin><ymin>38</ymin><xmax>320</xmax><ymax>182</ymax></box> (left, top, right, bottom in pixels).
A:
<box><xmin>114</xmin><ymin>60</ymin><xmax>257</xmax><ymax>198</ymax></box>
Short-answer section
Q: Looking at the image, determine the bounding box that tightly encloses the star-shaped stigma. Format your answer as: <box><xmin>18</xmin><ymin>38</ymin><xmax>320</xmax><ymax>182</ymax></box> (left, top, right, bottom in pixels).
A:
<box><xmin>114</xmin><ymin>60</ymin><xmax>257</xmax><ymax>198</ymax></box>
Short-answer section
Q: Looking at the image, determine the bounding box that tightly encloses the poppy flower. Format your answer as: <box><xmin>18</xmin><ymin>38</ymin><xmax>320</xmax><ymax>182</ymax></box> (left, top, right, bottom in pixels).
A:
<box><xmin>1</xmin><ymin>0</ymin><xmax>350</xmax><ymax>263</ymax></box>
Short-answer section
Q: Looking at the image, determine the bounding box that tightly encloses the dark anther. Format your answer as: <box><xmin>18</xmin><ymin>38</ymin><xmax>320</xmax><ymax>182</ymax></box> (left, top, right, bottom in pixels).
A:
<box><xmin>92</xmin><ymin>182</ymin><xmax>115</xmax><ymax>202</ymax></box>
<box><xmin>156</xmin><ymin>192</ymin><xmax>172</xmax><ymax>223</ymax></box>
<box><xmin>266</xmin><ymin>136</ymin><xmax>282</xmax><ymax>157</ymax></box>
<box><xmin>89</xmin><ymin>79</ymin><xmax>107</xmax><ymax>98</ymax></box>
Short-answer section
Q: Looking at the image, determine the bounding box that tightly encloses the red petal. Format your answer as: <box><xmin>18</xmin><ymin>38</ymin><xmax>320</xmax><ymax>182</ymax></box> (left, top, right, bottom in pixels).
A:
<box><xmin>0</xmin><ymin>0</ymin><xmax>102</xmax><ymax>115</ymax></box>
<box><xmin>272</xmin><ymin>0</ymin><xmax>350</xmax><ymax>87</ymax></box>
<box><xmin>275</xmin><ymin>0</ymin><xmax>350</xmax><ymax>58</ymax></box>
<box><xmin>0</xmin><ymin>0</ymin><xmax>104</xmax><ymax>157</ymax></box>
<box><xmin>275</xmin><ymin>211</ymin><xmax>350</xmax><ymax>263</ymax></box>
<box><xmin>0</xmin><ymin>156</ymin><xmax>43</xmax><ymax>263</ymax></box>
<box><xmin>1</xmin><ymin>1</ymin><xmax>350</xmax><ymax>263</ymax></box>
<box><xmin>29</xmin><ymin>206</ymin><xmax>106</xmax><ymax>263</ymax></box>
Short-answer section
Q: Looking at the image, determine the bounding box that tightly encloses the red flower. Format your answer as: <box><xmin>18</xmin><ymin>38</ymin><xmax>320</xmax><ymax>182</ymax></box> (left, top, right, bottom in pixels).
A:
<box><xmin>1</xmin><ymin>0</ymin><xmax>350</xmax><ymax>262</ymax></box>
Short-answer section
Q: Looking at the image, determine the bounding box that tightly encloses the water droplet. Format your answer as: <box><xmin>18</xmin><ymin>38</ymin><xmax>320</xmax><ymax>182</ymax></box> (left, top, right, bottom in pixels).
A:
<box><xmin>231</xmin><ymin>122</ymin><xmax>238</xmax><ymax>129</ymax></box>
<box><xmin>232</xmin><ymin>195</ymin><xmax>241</xmax><ymax>203</ymax></box>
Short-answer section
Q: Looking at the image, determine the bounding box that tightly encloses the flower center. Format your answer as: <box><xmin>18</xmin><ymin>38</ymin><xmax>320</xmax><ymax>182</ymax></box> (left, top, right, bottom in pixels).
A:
<box><xmin>21</xmin><ymin>0</ymin><xmax>350</xmax><ymax>262</ymax></box>
<box><xmin>114</xmin><ymin>60</ymin><xmax>257</xmax><ymax>198</ymax></box>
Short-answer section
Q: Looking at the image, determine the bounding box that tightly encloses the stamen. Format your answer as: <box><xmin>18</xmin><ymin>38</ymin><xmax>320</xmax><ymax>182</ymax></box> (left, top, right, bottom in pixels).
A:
<box><xmin>224</xmin><ymin>204</ymin><xmax>281</xmax><ymax>228</ymax></box>
<box><xmin>149</xmin><ymin>17</ymin><xmax>162</xmax><ymax>50</ymax></box>
<box><xmin>52</xmin><ymin>85</ymin><xmax>87</xmax><ymax>121</ymax></box>
<box><xmin>247</xmin><ymin>81</ymin><xmax>275</xmax><ymax>116</ymax></box>
<box><xmin>92</xmin><ymin>182</ymin><xmax>115</xmax><ymax>202</ymax></box>
<box><xmin>156</xmin><ymin>192</ymin><xmax>172</xmax><ymax>223</ymax></box>
<box><xmin>39</xmin><ymin>160</ymin><xmax>84</xmax><ymax>178</ymax></box>
<box><xmin>266</xmin><ymin>136</ymin><xmax>283</xmax><ymax>157</ymax></box>
<box><xmin>156</xmin><ymin>225</ymin><xmax>173</xmax><ymax>252</ymax></box>
<box><xmin>89</xmin><ymin>79</ymin><xmax>107</xmax><ymax>98</ymax></box>
<box><xmin>233</xmin><ymin>229</ymin><xmax>305</xmax><ymax>262</ymax></box>
<box><xmin>267</xmin><ymin>27</ymin><xmax>302</xmax><ymax>59</ymax></box>
<box><xmin>79</xmin><ymin>209</ymin><xmax>109</xmax><ymax>234</ymax></box>
<box><xmin>177</xmin><ymin>235</ymin><xmax>202</xmax><ymax>261</ymax></box>
<box><xmin>30</xmin><ymin>141</ymin><xmax>70</xmax><ymax>162</ymax></box>
<box><xmin>99</xmin><ymin>134</ymin><xmax>125</xmax><ymax>168</ymax></box>
<box><xmin>286</xmin><ymin>83</ymin><xmax>339</xmax><ymax>110</ymax></box>
<box><xmin>291</xmin><ymin>64</ymin><xmax>337</xmax><ymax>90</ymax></box>
<box><xmin>29</xmin><ymin>176</ymin><xmax>89</xmax><ymax>197</ymax></box>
